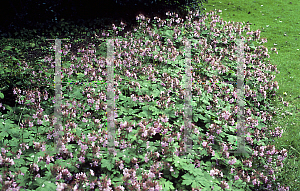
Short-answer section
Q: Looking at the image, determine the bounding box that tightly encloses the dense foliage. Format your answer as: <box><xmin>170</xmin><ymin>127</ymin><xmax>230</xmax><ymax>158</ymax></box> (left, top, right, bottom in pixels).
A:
<box><xmin>0</xmin><ymin>7</ymin><xmax>290</xmax><ymax>190</ymax></box>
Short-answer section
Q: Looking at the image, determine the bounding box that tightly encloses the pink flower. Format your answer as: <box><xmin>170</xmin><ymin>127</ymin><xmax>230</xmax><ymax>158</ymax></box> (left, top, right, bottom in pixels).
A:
<box><xmin>82</xmin><ymin>118</ymin><xmax>88</xmax><ymax>123</ymax></box>
<box><xmin>221</xmin><ymin>110</ymin><xmax>231</xmax><ymax>120</ymax></box>
<box><xmin>170</xmin><ymin>166</ymin><xmax>174</xmax><ymax>172</ymax></box>
<box><xmin>81</xmin><ymin>144</ymin><xmax>88</xmax><ymax>151</ymax></box>
<box><xmin>222</xmin><ymin>143</ymin><xmax>228</xmax><ymax>152</ymax></box>
<box><xmin>46</xmin><ymin>155</ymin><xmax>54</xmax><ymax>164</ymax></box>
<box><xmin>252</xmin><ymin>178</ymin><xmax>257</xmax><ymax>185</ymax></box>
<box><xmin>148</xmin><ymin>172</ymin><xmax>155</xmax><ymax>179</ymax></box>
<box><xmin>228</xmin><ymin>157</ymin><xmax>236</xmax><ymax>165</ymax></box>
<box><xmin>220</xmin><ymin>181</ymin><xmax>229</xmax><ymax>189</ymax></box>
<box><xmin>139</xmin><ymin>97</ymin><xmax>144</xmax><ymax>102</ymax></box>
<box><xmin>131</xmin><ymin>94</ymin><xmax>137</xmax><ymax>102</ymax></box>
<box><xmin>92</xmin><ymin>160</ymin><xmax>98</xmax><ymax>167</ymax></box>
<box><xmin>56</xmin><ymin>173</ymin><xmax>62</xmax><ymax>180</ymax></box>
<box><xmin>142</xmin><ymin>130</ymin><xmax>148</xmax><ymax>137</ymax></box>
<box><xmin>90</xmin><ymin>169</ymin><xmax>95</xmax><ymax>176</ymax></box>
<box><xmin>234</xmin><ymin>175</ymin><xmax>239</xmax><ymax>181</ymax></box>
<box><xmin>119</xmin><ymin>163</ymin><xmax>124</xmax><ymax>170</ymax></box>
<box><xmin>246</xmin><ymin>31</ymin><xmax>254</xmax><ymax>35</ymax></box>
<box><xmin>37</xmin><ymin>119</ymin><xmax>43</xmax><ymax>125</ymax></box>
<box><xmin>90</xmin><ymin>182</ymin><xmax>95</xmax><ymax>189</ymax></box>
<box><xmin>210</xmin><ymin>169</ymin><xmax>217</xmax><ymax>177</ymax></box>
<box><xmin>161</xmin><ymin>141</ymin><xmax>168</xmax><ymax>147</ymax></box>
<box><xmin>79</xmin><ymin>156</ymin><xmax>85</xmax><ymax>163</ymax></box>
<box><xmin>161</xmin><ymin>116</ymin><xmax>169</xmax><ymax>123</ymax></box>
<box><xmin>144</xmin><ymin>155</ymin><xmax>149</xmax><ymax>163</ymax></box>
<box><xmin>44</xmin><ymin>115</ymin><xmax>49</xmax><ymax>121</ymax></box>
<box><xmin>135</xmin><ymin>163</ymin><xmax>139</xmax><ymax>169</ymax></box>
<box><xmin>211</xmin><ymin>150</ymin><xmax>215</xmax><ymax>156</ymax></box>
<box><xmin>41</xmin><ymin>144</ymin><xmax>46</xmax><ymax>151</ymax></box>
<box><xmin>174</xmin><ymin>110</ymin><xmax>178</xmax><ymax>116</ymax></box>
<box><xmin>253</xmin><ymin>150</ymin><xmax>258</xmax><ymax>156</ymax></box>
<box><xmin>47</xmin><ymin>134</ymin><xmax>52</xmax><ymax>140</ymax></box>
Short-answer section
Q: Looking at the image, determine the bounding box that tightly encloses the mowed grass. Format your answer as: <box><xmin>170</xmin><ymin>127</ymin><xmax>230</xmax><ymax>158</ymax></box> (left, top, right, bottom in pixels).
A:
<box><xmin>202</xmin><ymin>0</ymin><xmax>300</xmax><ymax>190</ymax></box>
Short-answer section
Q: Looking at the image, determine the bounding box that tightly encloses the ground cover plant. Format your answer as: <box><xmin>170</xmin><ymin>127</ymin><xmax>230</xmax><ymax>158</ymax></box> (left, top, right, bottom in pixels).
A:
<box><xmin>200</xmin><ymin>1</ymin><xmax>300</xmax><ymax>190</ymax></box>
<box><xmin>0</xmin><ymin>4</ymin><xmax>293</xmax><ymax>191</ymax></box>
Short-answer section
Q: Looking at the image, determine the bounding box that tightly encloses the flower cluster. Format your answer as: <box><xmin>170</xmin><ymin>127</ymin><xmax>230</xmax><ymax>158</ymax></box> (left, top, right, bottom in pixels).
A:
<box><xmin>0</xmin><ymin>8</ymin><xmax>289</xmax><ymax>191</ymax></box>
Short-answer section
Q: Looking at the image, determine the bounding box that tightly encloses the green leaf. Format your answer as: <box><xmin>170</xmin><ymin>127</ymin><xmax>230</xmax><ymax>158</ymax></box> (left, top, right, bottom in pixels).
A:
<box><xmin>190</xmin><ymin>101</ymin><xmax>197</xmax><ymax>107</ymax></box>
<box><xmin>122</xmin><ymin>154</ymin><xmax>131</xmax><ymax>164</ymax></box>
<box><xmin>149</xmin><ymin>105</ymin><xmax>161</xmax><ymax>116</ymax></box>
<box><xmin>192</xmin><ymin>181</ymin><xmax>202</xmax><ymax>190</ymax></box>
<box><xmin>193</xmin><ymin>113</ymin><xmax>206</xmax><ymax>123</ymax></box>
<box><xmin>0</xmin><ymin>119</ymin><xmax>14</xmax><ymax>138</ymax></box>
<box><xmin>112</xmin><ymin>176</ymin><xmax>122</xmax><ymax>183</ymax></box>
<box><xmin>21</xmin><ymin>126</ymin><xmax>32</xmax><ymax>136</ymax></box>
<box><xmin>70</xmin><ymin>87</ymin><xmax>84</xmax><ymax>99</ymax></box>
<box><xmin>101</xmin><ymin>159</ymin><xmax>113</xmax><ymax>171</ymax></box>
<box><xmin>161</xmin><ymin>179</ymin><xmax>175</xmax><ymax>191</ymax></box>
<box><xmin>36</xmin><ymin>181</ymin><xmax>57</xmax><ymax>190</ymax></box>
<box><xmin>75</xmin><ymin>128</ymin><xmax>82</xmax><ymax>136</ymax></box>
<box><xmin>20</xmin><ymin>167</ymin><xmax>29</xmax><ymax>174</ymax></box>
<box><xmin>151</xmin><ymin>88</ymin><xmax>162</xmax><ymax>98</ymax></box>
<box><xmin>128</xmin><ymin>131</ymin><xmax>138</xmax><ymax>143</ymax></box>
<box><xmin>32</xmin><ymin>177</ymin><xmax>46</xmax><ymax>188</ymax></box>
<box><xmin>16</xmin><ymin>174</ymin><xmax>27</xmax><ymax>188</ymax></box>
<box><xmin>0</xmin><ymin>92</ymin><xmax>4</xmax><ymax>99</ymax></box>
<box><xmin>29</xmin><ymin>43</ymin><xmax>36</xmax><ymax>48</ymax></box>
<box><xmin>171</xmin><ymin>168</ymin><xmax>179</xmax><ymax>178</ymax></box>
<box><xmin>43</xmin><ymin>170</ymin><xmax>53</xmax><ymax>180</ymax></box>
<box><xmin>182</xmin><ymin>173</ymin><xmax>194</xmax><ymax>186</ymax></box>
<box><xmin>248</xmin><ymin>42</ymin><xmax>256</xmax><ymax>50</ymax></box>
<box><xmin>181</xmin><ymin>163</ymin><xmax>195</xmax><ymax>171</ymax></box>
<box><xmin>201</xmin><ymin>30</ymin><xmax>209</xmax><ymax>35</ymax></box>
<box><xmin>189</xmin><ymin>167</ymin><xmax>204</xmax><ymax>177</ymax></box>
<box><xmin>211</xmin><ymin>150</ymin><xmax>221</xmax><ymax>161</ymax></box>
<box><xmin>227</xmin><ymin>134</ymin><xmax>237</xmax><ymax>145</ymax></box>
<box><xmin>135</xmin><ymin>110</ymin><xmax>148</xmax><ymax>118</ymax></box>
<box><xmin>4</xmin><ymin>46</ymin><xmax>13</xmax><ymax>51</ymax></box>
<box><xmin>76</xmin><ymin>72</ymin><xmax>85</xmax><ymax>79</ymax></box>
<box><xmin>159</xmin><ymin>29</ymin><xmax>174</xmax><ymax>39</ymax></box>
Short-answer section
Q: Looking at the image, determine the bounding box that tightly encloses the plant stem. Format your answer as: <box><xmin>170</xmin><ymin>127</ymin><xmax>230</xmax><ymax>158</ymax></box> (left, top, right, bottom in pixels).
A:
<box><xmin>18</xmin><ymin>107</ymin><xmax>25</xmax><ymax>143</ymax></box>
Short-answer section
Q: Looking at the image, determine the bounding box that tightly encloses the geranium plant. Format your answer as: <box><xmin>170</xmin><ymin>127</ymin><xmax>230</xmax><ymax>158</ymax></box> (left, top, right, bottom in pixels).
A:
<box><xmin>0</xmin><ymin>8</ymin><xmax>289</xmax><ymax>191</ymax></box>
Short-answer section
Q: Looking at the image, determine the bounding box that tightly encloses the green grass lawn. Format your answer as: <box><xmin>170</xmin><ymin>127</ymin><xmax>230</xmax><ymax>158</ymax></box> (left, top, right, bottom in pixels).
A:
<box><xmin>202</xmin><ymin>0</ymin><xmax>300</xmax><ymax>189</ymax></box>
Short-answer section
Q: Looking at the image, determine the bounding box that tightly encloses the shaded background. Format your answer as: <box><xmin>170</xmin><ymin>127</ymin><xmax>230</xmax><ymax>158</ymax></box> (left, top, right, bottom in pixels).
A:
<box><xmin>0</xmin><ymin>0</ymin><xmax>208</xmax><ymax>39</ymax></box>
